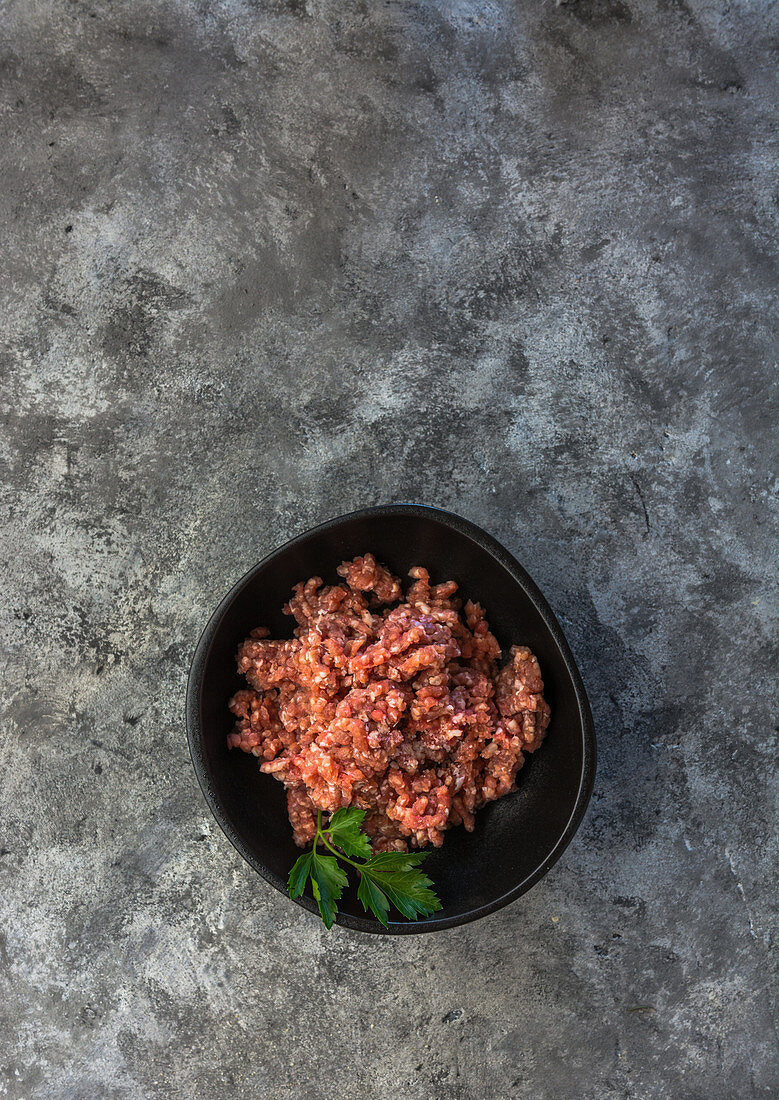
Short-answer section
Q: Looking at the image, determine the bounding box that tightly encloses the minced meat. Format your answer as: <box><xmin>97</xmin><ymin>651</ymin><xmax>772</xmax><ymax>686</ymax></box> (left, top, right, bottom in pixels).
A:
<box><xmin>228</xmin><ymin>554</ymin><xmax>551</xmax><ymax>852</ymax></box>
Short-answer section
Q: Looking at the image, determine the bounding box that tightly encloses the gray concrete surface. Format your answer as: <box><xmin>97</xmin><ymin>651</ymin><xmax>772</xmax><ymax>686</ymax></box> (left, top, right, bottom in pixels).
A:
<box><xmin>1</xmin><ymin>0</ymin><xmax>776</xmax><ymax>1097</ymax></box>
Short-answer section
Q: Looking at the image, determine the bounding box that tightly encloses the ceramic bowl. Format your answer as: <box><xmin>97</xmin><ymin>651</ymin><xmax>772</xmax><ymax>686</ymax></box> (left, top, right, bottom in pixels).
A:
<box><xmin>186</xmin><ymin>504</ymin><xmax>596</xmax><ymax>934</ymax></box>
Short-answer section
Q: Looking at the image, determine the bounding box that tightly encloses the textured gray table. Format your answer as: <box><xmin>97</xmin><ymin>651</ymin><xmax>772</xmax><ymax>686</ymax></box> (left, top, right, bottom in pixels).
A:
<box><xmin>1</xmin><ymin>1</ymin><xmax>776</xmax><ymax>1097</ymax></box>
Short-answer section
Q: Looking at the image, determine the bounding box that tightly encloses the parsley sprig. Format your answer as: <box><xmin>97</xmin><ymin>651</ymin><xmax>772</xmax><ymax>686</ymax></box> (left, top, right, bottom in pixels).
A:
<box><xmin>287</xmin><ymin>807</ymin><xmax>442</xmax><ymax>929</ymax></box>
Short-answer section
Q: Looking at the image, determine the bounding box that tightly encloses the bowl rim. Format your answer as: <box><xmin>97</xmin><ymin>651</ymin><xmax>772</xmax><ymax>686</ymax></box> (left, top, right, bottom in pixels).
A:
<box><xmin>186</xmin><ymin>503</ymin><xmax>596</xmax><ymax>934</ymax></box>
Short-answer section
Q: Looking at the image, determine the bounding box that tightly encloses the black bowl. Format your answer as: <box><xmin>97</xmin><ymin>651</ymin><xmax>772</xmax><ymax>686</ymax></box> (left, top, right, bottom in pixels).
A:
<box><xmin>186</xmin><ymin>504</ymin><xmax>596</xmax><ymax>934</ymax></box>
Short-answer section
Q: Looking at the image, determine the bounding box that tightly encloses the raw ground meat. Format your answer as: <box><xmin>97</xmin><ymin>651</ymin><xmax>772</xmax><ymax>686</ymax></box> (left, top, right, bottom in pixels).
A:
<box><xmin>228</xmin><ymin>554</ymin><xmax>551</xmax><ymax>852</ymax></box>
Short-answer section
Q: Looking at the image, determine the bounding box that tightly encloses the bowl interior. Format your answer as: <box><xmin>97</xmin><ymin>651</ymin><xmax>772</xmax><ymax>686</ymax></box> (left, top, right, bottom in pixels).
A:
<box><xmin>189</xmin><ymin>507</ymin><xmax>594</xmax><ymax>933</ymax></box>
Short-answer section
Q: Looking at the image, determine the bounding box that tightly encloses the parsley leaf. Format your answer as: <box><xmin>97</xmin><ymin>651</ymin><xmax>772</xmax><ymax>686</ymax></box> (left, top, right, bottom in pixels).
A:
<box><xmin>356</xmin><ymin>873</ymin><xmax>391</xmax><ymax>927</ymax></box>
<box><xmin>287</xmin><ymin>810</ymin><xmax>442</xmax><ymax>929</ymax></box>
<box><xmin>309</xmin><ymin>852</ymin><xmax>348</xmax><ymax>929</ymax></box>
<box><xmin>363</xmin><ymin>851</ymin><xmax>429</xmax><ymax>872</ymax></box>
<box><xmin>360</xmin><ymin>865</ymin><xmax>442</xmax><ymax>920</ymax></box>
<box><xmin>326</xmin><ymin>807</ymin><xmax>373</xmax><ymax>859</ymax></box>
<box><xmin>287</xmin><ymin>851</ymin><xmax>313</xmax><ymax>898</ymax></box>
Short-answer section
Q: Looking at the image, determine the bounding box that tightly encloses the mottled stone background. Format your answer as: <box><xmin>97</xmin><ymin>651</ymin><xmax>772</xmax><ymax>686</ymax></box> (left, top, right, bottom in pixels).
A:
<box><xmin>1</xmin><ymin>0</ymin><xmax>776</xmax><ymax>1097</ymax></box>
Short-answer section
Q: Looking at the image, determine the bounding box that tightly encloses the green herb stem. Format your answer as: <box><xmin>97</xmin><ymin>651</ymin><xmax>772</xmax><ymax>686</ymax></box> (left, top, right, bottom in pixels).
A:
<box><xmin>318</xmin><ymin>830</ymin><xmax>364</xmax><ymax>871</ymax></box>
